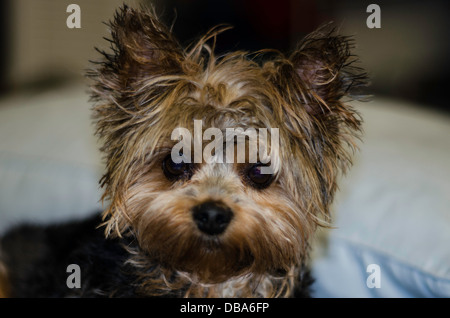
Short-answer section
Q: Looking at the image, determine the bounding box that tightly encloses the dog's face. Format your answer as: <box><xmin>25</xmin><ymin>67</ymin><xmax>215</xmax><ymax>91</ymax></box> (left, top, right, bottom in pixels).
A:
<box><xmin>89</xmin><ymin>6</ymin><xmax>366</xmax><ymax>284</ymax></box>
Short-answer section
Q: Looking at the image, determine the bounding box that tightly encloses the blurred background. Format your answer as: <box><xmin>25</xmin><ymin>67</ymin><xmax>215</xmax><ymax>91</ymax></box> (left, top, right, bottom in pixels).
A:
<box><xmin>0</xmin><ymin>0</ymin><xmax>449</xmax><ymax>111</ymax></box>
<box><xmin>0</xmin><ymin>0</ymin><xmax>449</xmax><ymax>297</ymax></box>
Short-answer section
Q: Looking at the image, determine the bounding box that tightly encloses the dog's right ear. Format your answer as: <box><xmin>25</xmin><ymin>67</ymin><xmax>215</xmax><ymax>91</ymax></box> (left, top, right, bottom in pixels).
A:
<box><xmin>88</xmin><ymin>6</ymin><xmax>187</xmax><ymax>237</ymax></box>
<box><xmin>89</xmin><ymin>5</ymin><xmax>184</xmax><ymax>102</ymax></box>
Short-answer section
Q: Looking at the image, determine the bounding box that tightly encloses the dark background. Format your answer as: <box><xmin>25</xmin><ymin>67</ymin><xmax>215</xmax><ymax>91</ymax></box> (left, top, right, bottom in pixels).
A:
<box><xmin>0</xmin><ymin>0</ymin><xmax>449</xmax><ymax>112</ymax></box>
<box><xmin>151</xmin><ymin>0</ymin><xmax>450</xmax><ymax>112</ymax></box>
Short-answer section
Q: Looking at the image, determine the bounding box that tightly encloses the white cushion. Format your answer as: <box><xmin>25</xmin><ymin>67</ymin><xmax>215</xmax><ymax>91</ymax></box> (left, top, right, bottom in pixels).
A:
<box><xmin>311</xmin><ymin>98</ymin><xmax>450</xmax><ymax>297</ymax></box>
<box><xmin>0</xmin><ymin>84</ymin><xmax>104</xmax><ymax>233</ymax></box>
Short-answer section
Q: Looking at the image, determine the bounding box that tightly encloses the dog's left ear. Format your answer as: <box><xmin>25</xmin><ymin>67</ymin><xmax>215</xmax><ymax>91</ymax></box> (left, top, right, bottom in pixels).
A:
<box><xmin>269</xmin><ymin>25</ymin><xmax>368</xmax><ymax>125</ymax></box>
<box><xmin>265</xmin><ymin>25</ymin><xmax>368</xmax><ymax>206</ymax></box>
<box><xmin>267</xmin><ymin>24</ymin><xmax>368</xmax><ymax>148</ymax></box>
<box><xmin>291</xmin><ymin>31</ymin><xmax>366</xmax><ymax>117</ymax></box>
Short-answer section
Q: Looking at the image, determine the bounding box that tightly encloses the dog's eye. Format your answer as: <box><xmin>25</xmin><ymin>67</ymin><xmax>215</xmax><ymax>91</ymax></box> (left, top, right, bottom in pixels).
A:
<box><xmin>247</xmin><ymin>163</ymin><xmax>274</xmax><ymax>189</ymax></box>
<box><xmin>162</xmin><ymin>154</ymin><xmax>191</xmax><ymax>181</ymax></box>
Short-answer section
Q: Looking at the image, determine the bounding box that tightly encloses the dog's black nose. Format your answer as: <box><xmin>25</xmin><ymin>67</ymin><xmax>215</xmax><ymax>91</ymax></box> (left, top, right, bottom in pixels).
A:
<box><xmin>192</xmin><ymin>201</ymin><xmax>233</xmax><ymax>235</ymax></box>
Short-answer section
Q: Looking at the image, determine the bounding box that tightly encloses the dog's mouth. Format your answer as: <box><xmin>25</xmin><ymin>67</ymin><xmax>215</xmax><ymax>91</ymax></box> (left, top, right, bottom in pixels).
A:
<box><xmin>134</xmin><ymin>204</ymin><xmax>302</xmax><ymax>284</ymax></box>
<box><xmin>142</xmin><ymin>235</ymin><xmax>255</xmax><ymax>283</ymax></box>
<box><xmin>198</xmin><ymin>235</ymin><xmax>225</xmax><ymax>252</ymax></box>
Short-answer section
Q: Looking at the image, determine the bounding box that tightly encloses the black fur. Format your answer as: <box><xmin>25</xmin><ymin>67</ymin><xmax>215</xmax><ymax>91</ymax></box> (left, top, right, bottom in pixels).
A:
<box><xmin>1</xmin><ymin>214</ymin><xmax>136</xmax><ymax>297</ymax></box>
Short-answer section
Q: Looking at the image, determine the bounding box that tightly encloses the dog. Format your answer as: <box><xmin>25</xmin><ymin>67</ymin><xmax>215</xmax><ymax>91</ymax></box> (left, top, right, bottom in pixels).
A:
<box><xmin>0</xmin><ymin>5</ymin><xmax>367</xmax><ymax>297</ymax></box>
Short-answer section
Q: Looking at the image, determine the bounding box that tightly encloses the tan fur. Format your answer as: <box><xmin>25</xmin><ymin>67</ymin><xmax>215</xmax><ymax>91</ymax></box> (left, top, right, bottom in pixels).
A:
<box><xmin>88</xmin><ymin>5</ymin><xmax>367</xmax><ymax>297</ymax></box>
<box><xmin>0</xmin><ymin>257</ymin><xmax>9</xmax><ymax>298</ymax></box>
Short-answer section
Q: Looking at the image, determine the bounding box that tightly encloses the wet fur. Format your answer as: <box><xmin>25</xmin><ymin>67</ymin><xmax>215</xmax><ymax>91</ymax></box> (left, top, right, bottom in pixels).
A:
<box><xmin>0</xmin><ymin>5</ymin><xmax>367</xmax><ymax>297</ymax></box>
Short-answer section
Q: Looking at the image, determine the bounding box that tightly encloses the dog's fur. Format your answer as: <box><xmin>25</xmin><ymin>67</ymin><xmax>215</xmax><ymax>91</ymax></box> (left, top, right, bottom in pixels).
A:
<box><xmin>0</xmin><ymin>5</ymin><xmax>367</xmax><ymax>297</ymax></box>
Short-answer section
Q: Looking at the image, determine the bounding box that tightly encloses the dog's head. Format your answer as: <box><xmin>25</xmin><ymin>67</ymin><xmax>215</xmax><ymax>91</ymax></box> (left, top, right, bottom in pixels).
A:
<box><xmin>89</xmin><ymin>5</ymin><xmax>366</xmax><ymax>288</ymax></box>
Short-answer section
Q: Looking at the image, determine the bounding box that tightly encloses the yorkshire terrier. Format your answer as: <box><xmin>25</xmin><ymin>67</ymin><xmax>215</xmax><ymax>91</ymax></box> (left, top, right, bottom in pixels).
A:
<box><xmin>0</xmin><ymin>5</ymin><xmax>367</xmax><ymax>297</ymax></box>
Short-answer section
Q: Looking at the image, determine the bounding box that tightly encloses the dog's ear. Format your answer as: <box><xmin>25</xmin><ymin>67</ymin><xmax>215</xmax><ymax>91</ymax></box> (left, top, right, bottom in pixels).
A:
<box><xmin>88</xmin><ymin>6</ymin><xmax>187</xmax><ymax>236</ymax></box>
<box><xmin>89</xmin><ymin>5</ymin><xmax>184</xmax><ymax>103</ymax></box>
<box><xmin>290</xmin><ymin>26</ymin><xmax>368</xmax><ymax>117</ymax></box>
<box><xmin>268</xmin><ymin>24</ymin><xmax>367</xmax><ymax>125</ymax></box>
<box><xmin>265</xmin><ymin>25</ymin><xmax>368</xmax><ymax>207</ymax></box>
